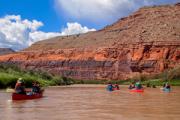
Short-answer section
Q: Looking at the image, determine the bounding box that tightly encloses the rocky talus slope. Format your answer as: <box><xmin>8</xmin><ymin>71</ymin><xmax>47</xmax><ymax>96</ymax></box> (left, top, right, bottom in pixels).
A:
<box><xmin>0</xmin><ymin>3</ymin><xmax>179</xmax><ymax>80</ymax></box>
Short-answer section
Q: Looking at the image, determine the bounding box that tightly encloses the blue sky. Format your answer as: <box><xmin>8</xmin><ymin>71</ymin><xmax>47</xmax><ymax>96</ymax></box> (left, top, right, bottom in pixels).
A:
<box><xmin>0</xmin><ymin>0</ymin><xmax>179</xmax><ymax>50</ymax></box>
<box><xmin>0</xmin><ymin>0</ymin><xmax>61</xmax><ymax>32</ymax></box>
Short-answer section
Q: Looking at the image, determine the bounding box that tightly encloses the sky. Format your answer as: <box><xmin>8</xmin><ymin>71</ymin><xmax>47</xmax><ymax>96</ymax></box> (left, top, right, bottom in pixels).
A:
<box><xmin>0</xmin><ymin>0</ymin><xmax>179</xmax><ymax>50</ymax></box>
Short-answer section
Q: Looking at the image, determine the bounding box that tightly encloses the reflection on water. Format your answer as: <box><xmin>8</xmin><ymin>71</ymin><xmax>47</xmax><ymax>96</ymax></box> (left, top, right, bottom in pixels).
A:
<box><xmin>0</xmin><ymin>85</ymin><xmax>180</xmax><ymax>120</ymax></box>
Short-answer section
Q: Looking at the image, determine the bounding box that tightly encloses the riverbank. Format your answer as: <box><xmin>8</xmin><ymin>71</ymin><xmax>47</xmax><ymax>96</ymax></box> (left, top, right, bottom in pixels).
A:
<box><xmin>0</xmin><ymin>64</ymin><xmax>73</xmax><ymax>89</ymax></box>
<box><xmin>1</xmin><ymin>75</ymin><xmax>180</xmax><ymax>89</ymax></box>
<box><xmin>0</xmin><ymin>64</ymin><xmax>180</xmax><ymax>89</ymax></box>
<box><xmin>73</xmin><ymin>79</ymin><xmax>180</xmax><ymax>86</ymax></box>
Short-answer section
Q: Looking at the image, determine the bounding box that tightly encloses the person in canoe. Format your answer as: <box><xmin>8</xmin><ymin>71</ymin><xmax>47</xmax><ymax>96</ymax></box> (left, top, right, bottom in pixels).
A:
<box><xmin>135</xmin><ymin>81</ymin><xmax>143</xmax><ymax>90</ymax></box>
<box><xmin>15</xmin><ymin>78</ymin><xmax>26</xmax><ymax>94</ymax></box>
<box><xmin>113</xmin><ymin>83</ymin><xmax>120</xmax><ymax>90</ymax></box>
<box><xmin>129</xmin><ymin>82</ymin><xmax>135</xmax><ymax>89</ymax></box>
<box><xmin>106</xmin><ymin>82</ymin><xmax>114</xmax><ymax>91</ymax></box>
<box><xmin>163</xmin><ymin>82</ymin><xmax>171</xmax><ymax>91</ymax></box>
<box><xmin>32</xmin><ymin>81</ymin><xmax>41</xmax><ymax>94</ymax></box>
<box><xmin>165</xmin><ymin>82</ymin><xmax>171</xmax><ymax>89</ymax></box>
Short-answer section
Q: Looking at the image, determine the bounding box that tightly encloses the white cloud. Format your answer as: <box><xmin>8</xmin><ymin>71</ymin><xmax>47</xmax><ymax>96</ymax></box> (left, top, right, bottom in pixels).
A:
<box><xmin>61</xmin><ymin>22</ymin><xmax>95</xmax><ymax>36</ymax></box>
<box><xmin>29</xmin><ymin>31</ymin><xmax>61</xmax><ymax>44</ymax></box>
<box><xmin>55</xmin><ymin>0</ymin><xmax>179</xmax><ymax>23</ymax></box>
<box><xmin>0</xmin><ymin>15</ymin><xmax>44</xmax><ymax>50</ymax></box>
<box><xmin>0</xmin><ymin>15</ymin><xmax>96</xmax><ymax>50</ymax></box>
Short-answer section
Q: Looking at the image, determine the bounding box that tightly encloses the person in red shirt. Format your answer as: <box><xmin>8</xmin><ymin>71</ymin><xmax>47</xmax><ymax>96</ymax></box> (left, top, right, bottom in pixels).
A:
<box><xmin>114</xmin><ymin>83</ymin><xmax>120</xmax><ymax>90</ymax></box>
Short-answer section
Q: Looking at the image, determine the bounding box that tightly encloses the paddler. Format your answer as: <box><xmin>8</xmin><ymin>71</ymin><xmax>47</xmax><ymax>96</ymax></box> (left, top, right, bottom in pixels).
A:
<box><xmin>114</xmin><ymin>82</ymin><xmax>120</xmax><ymax>90</ymax></box>
<box><xmin>129</xmin><ymin>82</ymin><xmax>135</xmax><ymax>89</ymax></box>
<box><xmin>15</xmin><ymin>78</ymin><xmax>26</xmax><ymax>94</ymax></box>
<box><xmin>135</xmin><ymin>81</ymin><xmax>143</xmax><ymax>90</ymax></box>
<box><xmin>164</xmin><ymin>82</ymin><xmax>171</xmax><ymax>89</ymax></box>
<box><xmin>107</xmin><ymin>82</ymin><xmax>114</xmax><ymax>91</ymax></box>
<box><xmin>32</xmin><ymin>81</ymin><xmax>41</xmax><ymax>94</ymax></box>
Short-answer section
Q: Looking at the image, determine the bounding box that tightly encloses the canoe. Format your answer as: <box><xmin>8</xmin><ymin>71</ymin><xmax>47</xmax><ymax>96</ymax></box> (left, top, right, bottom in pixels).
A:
<box><xmin>106</xmin><ymin>86</ymin><xmax>114</xmax><ymax>91</ymax></box>
<box><xmin>107</xmin><ymin>88</ymin><xmax>114</xmax><ymax>92</ymax></box>
<box><xmin>130</xmin><ymin>89</ymin><xmax>144</xmax><ymax>92</ymax></box>
<box><xmin>113</xmin><ymin>88</ymin><xmax>120</xmax><ymax>90</ymax></box>
<box><xmin>12</xmin><ymin>92</ymin><xmax>43</xmax><ymax>100</ymax></box>
<box><xmin>163</xmin><ymin>88</ymin><xmax>171</xmax><ymax>92</ymax></box>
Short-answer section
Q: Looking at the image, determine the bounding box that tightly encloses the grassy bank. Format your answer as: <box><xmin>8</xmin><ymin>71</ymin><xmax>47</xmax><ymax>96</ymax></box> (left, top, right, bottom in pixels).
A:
<box><xmin>0</xmin><ymin>64</ymin><xmax>73</xmax><ymax>89</ymax></box>
<box><xmin>73</xmin><ymin>79</ymin><xmax>180</xmax><ymax>86</ymax></box>
<box><xmin>73</xmin><ymin>66</ymin><xmax>180</xmax><ymax>86</ymax></box>
<box><xmin>0</xmin><ymin>63</ymin><xmax>180</xmax><ymax>89</ymax></box>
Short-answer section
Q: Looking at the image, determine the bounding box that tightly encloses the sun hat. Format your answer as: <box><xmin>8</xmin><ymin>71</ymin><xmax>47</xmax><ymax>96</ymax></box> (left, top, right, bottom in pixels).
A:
<box><xmin>17</xmin><ymin>78</ymin><xmax>23</xmax><ymax>83</ymax></box>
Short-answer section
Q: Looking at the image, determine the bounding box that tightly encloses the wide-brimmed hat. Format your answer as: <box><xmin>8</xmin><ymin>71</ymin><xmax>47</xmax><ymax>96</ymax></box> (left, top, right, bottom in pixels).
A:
<box><xmin>17</xmin><ymin>78</ymin><xmax>23</xmax><ymax>83</ymax></box>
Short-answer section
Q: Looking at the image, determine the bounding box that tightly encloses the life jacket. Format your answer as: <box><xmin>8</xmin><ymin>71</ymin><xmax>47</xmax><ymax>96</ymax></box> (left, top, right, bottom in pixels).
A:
<box><xmin>15</xmin><ymin>83</ymin><xmax>26</xmax><ymax>94</ymax></box>
<box><xmin>32</xmin><ymin>85</ymin><xmax>40</xmax><ymax>93</ymax></box>
<box><xmin>107</xmin><ymin>84</ymin><xmax>113</xmax><ymax>91</ymax></box>
<box><xmin>114</xmin><ymin>84</ymin><xmax>119</xmax><ymax>90</ymax></box>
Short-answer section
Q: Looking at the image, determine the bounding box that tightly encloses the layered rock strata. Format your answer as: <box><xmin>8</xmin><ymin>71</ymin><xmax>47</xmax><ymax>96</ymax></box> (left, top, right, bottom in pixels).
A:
<box><xmin>0</xmin><ymin>41</ymin><xmax>179</xmax><ymax>80</ymax></box>
<box><xmin>0</xmin><ymin>3</ymin><xmax>179</xmax><ymax>80</ymax></box>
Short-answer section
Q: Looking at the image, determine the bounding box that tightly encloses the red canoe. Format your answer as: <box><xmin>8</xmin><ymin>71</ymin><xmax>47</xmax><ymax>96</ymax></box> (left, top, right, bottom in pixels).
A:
<box><xmin>130</xmin><ymin>89</ymin><xmax>144</xmax><ymax>92</ymax></box>
<box><xmin>12</xmin><ymin>92</ymin><xmax>43</xmax><ymax>100</ymax></box>
<box><xmin>113</xmin><ymin>87</ymin><xmax>120</xmax><ymax>90</ymax></box>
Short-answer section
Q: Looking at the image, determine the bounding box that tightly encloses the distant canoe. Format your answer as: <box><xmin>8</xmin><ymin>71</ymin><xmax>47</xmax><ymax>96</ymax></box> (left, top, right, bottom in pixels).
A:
<box><xmin>130</xmin><ymin>89</ymin><xmax>144</xmax><ymax>93</ymax></box>
<box><xmin>12</xmin><ymin>92</ymin><xmax>43</xmax><ymax>100</ymax></box>
<box><xmin>163</xmin><ymin>88</ymin><xmax>171</xmax><ymax>92</ymax></box>
<box><xmin>113</xmin><ymin>88</ymin><xmax>120</xmax><ymax>90</ymax></box>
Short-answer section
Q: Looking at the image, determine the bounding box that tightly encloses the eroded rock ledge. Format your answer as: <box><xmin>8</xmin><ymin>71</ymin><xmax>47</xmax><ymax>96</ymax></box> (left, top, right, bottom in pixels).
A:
<box><xmin>0</xmin><ymin>42</ymin><xmax>179</xmax><ymax>80</ymax></box>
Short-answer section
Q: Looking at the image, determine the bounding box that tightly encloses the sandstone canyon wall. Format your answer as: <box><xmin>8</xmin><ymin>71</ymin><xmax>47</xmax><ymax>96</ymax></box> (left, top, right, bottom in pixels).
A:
<box><xmin>0</xmin><ymin>4</ymin><xmax>179</xmax><ymax>80</ymax></box>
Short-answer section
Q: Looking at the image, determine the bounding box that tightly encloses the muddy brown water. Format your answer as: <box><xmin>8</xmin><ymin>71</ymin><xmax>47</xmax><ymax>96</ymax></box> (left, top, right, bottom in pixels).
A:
<box><xmin>0</xmin><ymin>85</ymin><xmax>180</xmax><ymax>120</ymax></box>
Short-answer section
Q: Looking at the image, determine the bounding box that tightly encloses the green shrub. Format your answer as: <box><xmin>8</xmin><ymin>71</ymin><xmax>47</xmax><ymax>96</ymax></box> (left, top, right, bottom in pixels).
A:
<box><xmin>0</xmin><ymin>63</ymin><xmax>180</xmax><ymax>89</ymax></box>
<box><xmin>0</xmin><ymin>63</ymin><xmax>77</xmax><ymax>89</ymax></box>
<box><xmin>167</xmin><ymin>66</ymin><xmax>180</xmax><ymax>80</ymax></box>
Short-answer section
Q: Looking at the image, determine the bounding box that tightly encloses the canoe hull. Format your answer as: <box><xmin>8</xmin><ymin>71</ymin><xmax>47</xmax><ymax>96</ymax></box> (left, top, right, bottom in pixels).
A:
<box><xmin>12</xmin><ymin>92</ymin><xmax>43</xmax><ymax>100</ymax></box>
<box><xmin>130</xmin><ymin>89</ymin><xmax>144</xmax><ymax>92</ymax></box>
<box><xmin>113</xmin><ymin>87</ymin><xmax>120</xmax><ymax>90</ymax></box>
<box><xmin>163</xmin><ymin>88</ymin><xmax>171</xmax><ymax>92</ymax></box>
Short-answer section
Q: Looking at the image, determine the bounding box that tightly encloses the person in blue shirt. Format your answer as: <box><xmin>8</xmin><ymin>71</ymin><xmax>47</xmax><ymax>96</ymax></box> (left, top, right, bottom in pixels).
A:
<box><xmin>107</xmin><ymin>83</ymin><xmax>114</xmax><ymax>91</ymax></box>
<box><xmin>32</xmin><ymin>81</ymin><xmax>41</xmax><ymax>94</ymax></box>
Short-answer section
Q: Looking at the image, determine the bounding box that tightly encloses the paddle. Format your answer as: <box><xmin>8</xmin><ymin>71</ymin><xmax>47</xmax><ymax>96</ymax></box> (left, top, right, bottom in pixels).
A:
<box><xmin>6</xmin><ymin>88</ymin><xmax>15</xmax><ymax>93</ymax></box>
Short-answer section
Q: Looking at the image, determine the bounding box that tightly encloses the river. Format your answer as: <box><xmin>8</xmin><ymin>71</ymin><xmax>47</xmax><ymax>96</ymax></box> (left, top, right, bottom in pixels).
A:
<box><xmin>0</xmin><ymin>85</ymin><xmax>180</xmax><ymax>120</ymax></box>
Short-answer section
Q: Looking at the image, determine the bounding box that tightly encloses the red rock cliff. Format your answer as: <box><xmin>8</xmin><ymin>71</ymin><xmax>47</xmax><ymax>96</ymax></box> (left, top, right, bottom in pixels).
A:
<box><xmin>0</xmin><ymin>4</ymin><xmax>179</xmax><ymax>80</ymax></box>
